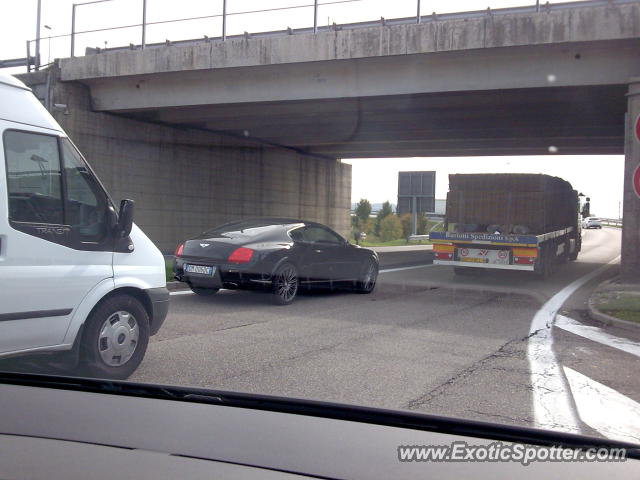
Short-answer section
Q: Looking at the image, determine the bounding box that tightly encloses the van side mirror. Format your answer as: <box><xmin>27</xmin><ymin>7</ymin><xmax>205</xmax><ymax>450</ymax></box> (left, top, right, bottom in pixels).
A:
<box><xmin>117</xmin><ymin>199</ymin><xmax>135</xmax><ymax>237</ymax></box>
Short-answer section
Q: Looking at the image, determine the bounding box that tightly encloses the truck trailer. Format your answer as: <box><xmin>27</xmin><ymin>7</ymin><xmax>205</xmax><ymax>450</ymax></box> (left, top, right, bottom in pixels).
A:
<box><xmin>429</xmin><ymin>174</ymin><xmax>581</xmax><ymax>277</ymax></box>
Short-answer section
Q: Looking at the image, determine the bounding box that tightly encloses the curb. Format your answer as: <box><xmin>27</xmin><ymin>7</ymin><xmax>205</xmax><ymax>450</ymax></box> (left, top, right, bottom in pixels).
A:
<box><xmin>166</xmin><ymin>280</ymin><xmax>189</xmax><ymax>292</ymax></box>
<box><xmin>587</xmin><ymin>299</ymin><xmax>640</xmax><ymax>332</ymax></box>
<box><xmin>587</xmin><ymin>279</ymin><xmax>640</xmax><ymax>332</ymax></box>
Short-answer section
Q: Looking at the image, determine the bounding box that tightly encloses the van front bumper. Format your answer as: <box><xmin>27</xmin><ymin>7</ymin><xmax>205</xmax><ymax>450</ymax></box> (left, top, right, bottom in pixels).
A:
<box><xmin>146</xmin><ymin>287</ymin><xmax>170</xmax><ymax>336</ymax></box>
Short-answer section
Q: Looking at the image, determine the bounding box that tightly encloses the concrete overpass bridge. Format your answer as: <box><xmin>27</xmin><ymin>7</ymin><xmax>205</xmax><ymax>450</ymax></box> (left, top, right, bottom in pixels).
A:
<box><xmin>17</xmin><ymin>0</ymin><xmax>640</xmax><ymax>279</ymax></box>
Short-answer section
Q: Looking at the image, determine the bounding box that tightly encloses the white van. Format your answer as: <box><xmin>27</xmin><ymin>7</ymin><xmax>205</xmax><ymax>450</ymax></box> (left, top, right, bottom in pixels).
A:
<box><xmin>0</xmin><ymin>73</ymin><xmax>168</xmax><ymax>379</ymax></box>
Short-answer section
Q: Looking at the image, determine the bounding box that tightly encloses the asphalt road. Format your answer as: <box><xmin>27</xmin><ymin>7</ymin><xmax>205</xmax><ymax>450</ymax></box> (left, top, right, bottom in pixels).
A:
<box><xmin>130</xmin><ymin>227</ymin><xmax>640</xmax><ymax>443</ymax></box>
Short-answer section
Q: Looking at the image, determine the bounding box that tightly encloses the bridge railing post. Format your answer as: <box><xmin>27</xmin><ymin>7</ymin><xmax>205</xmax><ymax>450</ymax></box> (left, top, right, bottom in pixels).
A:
<box><xmin>141</xmin><ymin>0</ymin><xmax>147</xmax><ymax>49</ymax></box>
<box><xmin>417</xmin><ymin>0</ymin><xmax>421</xmax><ymax>24</ymax></box>
<box><xmin>71</xmin><ymin>3</ymin><xmax>76</xmax><ymax>57</ymax></box>
<box><xmin>35</xmin><ymin>0</ymin><xmax>41</xmax><ymax>70</ymax></box>
<box><xmin>313</xmin><ymin>0</ymin><xmax>318</xmax><ymax>33</ymax></box>
<box><xmin>222</xmin><ymin>0</ymin><xmax>227</xmax><ymax>41</ymax></box>
<box><xmin>26</xmin><ymin>40</ymin><xmax>32</xmax><ymax>72</ymax></box>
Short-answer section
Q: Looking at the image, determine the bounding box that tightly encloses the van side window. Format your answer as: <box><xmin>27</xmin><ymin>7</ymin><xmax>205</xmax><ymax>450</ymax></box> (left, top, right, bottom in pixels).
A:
<box><xmin>4</xmin><ymin>130</ymin><xmax>63</xmax><ymax>225</ymax></box>
<box><xmin>61</xmin><ymin>139</ymin><xmax>108</xmax><ymax>242</ymax></box>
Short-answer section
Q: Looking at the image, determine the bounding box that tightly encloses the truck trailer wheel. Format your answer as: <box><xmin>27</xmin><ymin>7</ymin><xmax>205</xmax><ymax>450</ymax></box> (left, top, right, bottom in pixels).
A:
<box><xmin>568</xmin><ymin>234</ymin><xmax>581</xmax><ymax>262</ymax></box>
<box><xmin>534</xmin><ymin>243</ymin><xmax>556</xmax><ymax>278</ymax></box>
<box><xmin>79</xmin><ymin>294</ymin><xmax>150</xmax><ymax>380</ymax></box>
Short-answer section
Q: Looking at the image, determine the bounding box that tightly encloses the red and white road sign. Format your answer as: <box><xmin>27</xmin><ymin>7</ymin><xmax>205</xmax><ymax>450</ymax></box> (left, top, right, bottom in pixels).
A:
<box><xmin>633</xmin><ymin>164</ymin><xmax>640</xmax><ymax>199</ymax></box>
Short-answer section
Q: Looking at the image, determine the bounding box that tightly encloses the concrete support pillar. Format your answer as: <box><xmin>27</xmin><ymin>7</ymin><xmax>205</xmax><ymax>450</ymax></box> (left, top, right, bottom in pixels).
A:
<box><xmin>621</xmin><ymin>78</ymin><xmax>640</xmax><ymax>282</ymax></box>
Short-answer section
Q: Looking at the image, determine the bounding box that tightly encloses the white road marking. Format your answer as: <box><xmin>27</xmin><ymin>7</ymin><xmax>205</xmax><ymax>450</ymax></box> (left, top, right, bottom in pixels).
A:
<box><xmin>563</xmin><ymin>367</ymin><xmax>640</xmax><ymax>444</ymax></box>
<box><xmin>556</xmin><ymin>315</ymin><xmax>640</xmax><ymax>358</ymax></box>
<box><xmin>170</xmin><ymin>290</ymin><xmax>194</xmax><ymax>296</ymax></box>
<box><xmin>379</xmin><ymin>264</ymin><xmax>434</xmax><ymax>274</ymax></box>
<box><xmin>528</xmin><ymin>256</ymin><xmax>620</xmax><ymax>434</ymax></box>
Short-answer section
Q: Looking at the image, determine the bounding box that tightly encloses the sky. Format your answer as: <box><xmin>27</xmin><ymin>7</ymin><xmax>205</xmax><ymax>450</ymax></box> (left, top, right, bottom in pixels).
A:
<box><xmin>344</xmin><ymin>156</ymin><xmax>624</xmax><ymax>219</ymax></box>
<box><xmin>0</xmin><ymin>0</ymin><xmax>623</xmax><ymax>218</ymax></box>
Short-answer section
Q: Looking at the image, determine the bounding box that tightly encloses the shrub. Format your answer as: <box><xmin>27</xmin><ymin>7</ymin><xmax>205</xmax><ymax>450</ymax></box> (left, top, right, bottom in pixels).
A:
<box><xmin>399</xmin><ymin>213</ymin><xmax>428</xmax><ymax>237</ymax></box>
<box><xmin>379</xmin><ymin>215</ymin><xmax>403</xmax><ymax>242</ymax></box>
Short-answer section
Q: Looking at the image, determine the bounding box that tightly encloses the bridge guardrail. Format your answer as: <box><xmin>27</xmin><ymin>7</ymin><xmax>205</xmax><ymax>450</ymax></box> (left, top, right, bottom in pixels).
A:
<box><xmin>8</xmin><ymin>0</ymin><xmax>633</xmax><ymax>73</ymax></box>
<box><xmin>599</xmin><ymin>218</ymin><xmax>623</xmax><ymax>227</ymax></box>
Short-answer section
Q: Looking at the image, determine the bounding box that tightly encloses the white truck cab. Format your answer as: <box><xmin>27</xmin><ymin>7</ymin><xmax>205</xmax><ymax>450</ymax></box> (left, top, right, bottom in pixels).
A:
<box><xmin>0</xmin><ymin>72</ymin><xmax>168</xmax><ymax>379</ymax></box>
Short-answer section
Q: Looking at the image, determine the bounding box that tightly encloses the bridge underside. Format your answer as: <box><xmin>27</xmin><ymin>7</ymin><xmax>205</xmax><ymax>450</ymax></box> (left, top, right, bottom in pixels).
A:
<box><xmin>121</xmin><ymin>85</ymin><xmax>626</xmax><ymax>158</ymax></box>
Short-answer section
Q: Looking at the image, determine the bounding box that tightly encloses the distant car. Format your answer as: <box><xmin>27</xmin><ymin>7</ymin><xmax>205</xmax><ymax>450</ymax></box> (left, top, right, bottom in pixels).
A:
<box><xmin>174</xmin><ymin>218</ymin><xmax>379</xmax><ymax>305</ymax></box>
<box><xmin>582</xmin><ymin>217</ymin><xmax>602</xmax><ymax>229</ymax></box>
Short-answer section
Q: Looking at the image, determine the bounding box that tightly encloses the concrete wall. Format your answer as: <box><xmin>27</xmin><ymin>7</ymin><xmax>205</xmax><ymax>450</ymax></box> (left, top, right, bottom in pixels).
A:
<box><xmin>21</xmin><ymin>70</ymin><xmax>351</xmax><ymax>252</ymax></box>
<box><xmin>622</xmin><ymin>79</ymin><xmax>640</xmax><ymax>282</ymax></box>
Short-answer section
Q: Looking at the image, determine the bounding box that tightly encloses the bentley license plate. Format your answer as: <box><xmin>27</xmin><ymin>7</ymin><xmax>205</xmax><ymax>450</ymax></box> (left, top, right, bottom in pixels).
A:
<box><xmin>184</xmin><ymin>264</ymin><xmax>216</xmax><ymax>275</ymax></box>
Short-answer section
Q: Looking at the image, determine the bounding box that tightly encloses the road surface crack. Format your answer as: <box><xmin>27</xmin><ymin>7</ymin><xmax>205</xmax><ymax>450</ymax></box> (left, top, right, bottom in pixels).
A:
<box><xmin>403</xmin><ymin>332</ymin><xmax>532</xmax><ymax>410</ymax></box>
<box><xmin>217</xmin><ymin>296</ymin><xmax>507</xmax><ymax>383</ymax></box>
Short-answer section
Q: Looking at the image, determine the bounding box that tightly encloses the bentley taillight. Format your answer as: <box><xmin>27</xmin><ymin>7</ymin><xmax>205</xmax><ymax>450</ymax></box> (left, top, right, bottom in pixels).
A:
<box><xmin>228</xmin><ymin>247</ymin><xmax>254</xmax><ymax>264</ymax></box>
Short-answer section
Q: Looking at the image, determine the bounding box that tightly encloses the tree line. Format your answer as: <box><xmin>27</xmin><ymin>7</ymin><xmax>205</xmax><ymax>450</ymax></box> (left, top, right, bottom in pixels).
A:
<box><xmin>352</xmin><ymin>199</ymin><xmax>429</xmax><ymax>243</ymax></box>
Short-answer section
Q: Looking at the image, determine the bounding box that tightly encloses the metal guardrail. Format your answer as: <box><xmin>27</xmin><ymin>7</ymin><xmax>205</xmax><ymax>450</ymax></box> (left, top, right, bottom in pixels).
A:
<box><xmin>600</xmin><ymin>218</ymin><xmax>623</xmax><ymax>227</ymax></box>
<box><xmin>6</xmin><ymin>0</ymin><xmax>635</xmax><ymax>73</ymax></box>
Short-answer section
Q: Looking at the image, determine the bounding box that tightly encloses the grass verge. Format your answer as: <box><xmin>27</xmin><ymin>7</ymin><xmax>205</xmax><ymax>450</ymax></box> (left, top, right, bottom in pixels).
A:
<box><xmin>165</xmin><ymin>257</ymin><xmax>174</xmax><ymax>282</ymax></box>
<box><xmin>595</xmin><ymin>293</ymin><xmax>640</xmax><ymax>324</ymax></box>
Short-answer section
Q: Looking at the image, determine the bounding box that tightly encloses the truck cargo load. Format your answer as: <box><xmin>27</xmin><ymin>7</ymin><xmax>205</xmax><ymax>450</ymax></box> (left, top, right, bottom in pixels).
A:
<box><xmin>446</xmin><ymin>174</ymin><xmax>578</xmax><ymax>235</ymax></box>
<box><xmin>430</xmin><ymin>173</ymin><xmax>582</xmax><ymax>277</ymax></box>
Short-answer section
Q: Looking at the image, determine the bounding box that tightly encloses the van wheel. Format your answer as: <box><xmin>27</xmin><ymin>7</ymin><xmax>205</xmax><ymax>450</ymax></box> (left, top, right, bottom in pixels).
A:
<box><xmin>80</xmin><ymin>294</ymin><xmax>149</xmax><ymax>380</ymax></box>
